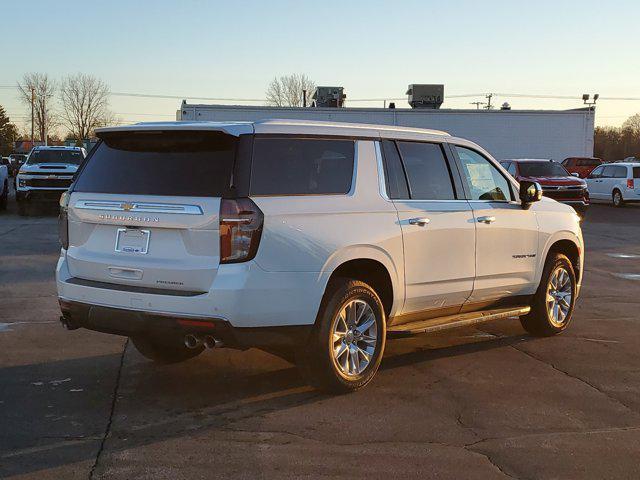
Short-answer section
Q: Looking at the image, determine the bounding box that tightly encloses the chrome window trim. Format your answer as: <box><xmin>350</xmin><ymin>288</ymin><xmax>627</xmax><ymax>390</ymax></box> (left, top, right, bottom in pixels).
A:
<box><xmin>74</xmin><ymin>200</ymin><xmax>203</xmax><ymax>215</ymax></box>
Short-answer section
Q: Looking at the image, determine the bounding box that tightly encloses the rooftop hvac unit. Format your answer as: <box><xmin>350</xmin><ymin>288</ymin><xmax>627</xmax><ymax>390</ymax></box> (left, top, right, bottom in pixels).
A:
<box><xmin>311</xmin><ymin>87</ymin><xmax>346</xmax><ymax>108</ymax></box>
<box><xmin>406</xmin><ymin>84</ymin><xmax>444</xmax><ymax>109</ymax></box>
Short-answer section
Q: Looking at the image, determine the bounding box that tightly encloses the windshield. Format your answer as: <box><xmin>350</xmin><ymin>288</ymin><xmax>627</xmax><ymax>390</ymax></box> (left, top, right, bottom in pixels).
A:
<box><xmin>27</xmin><ymin>149</ymin><xmax>84</xmax><ymax>165</ymax></box>
<box><xmin>518</xmin><ymin>162</ymin><xmax>569</xmax><ymax>177</ymax></box>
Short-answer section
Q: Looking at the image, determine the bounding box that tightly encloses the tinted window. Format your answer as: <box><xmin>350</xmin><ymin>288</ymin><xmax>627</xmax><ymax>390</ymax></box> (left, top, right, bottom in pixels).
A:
<box><xmin>27</xmin><ymin>149</ymin><xmax>84</xmax><ymax>165</ymax></box>
<box><xmin>396</xmin><ymin>141</ymin><xmax>455</xmax><ymax>200</ymax></box>
<box><xmin>634</xmin><ymin>167</ymin><xmax>640</xmax><ymax>179</ymax></box>
<box><xmin>74</xmin><ymin>131</ymin><xmax>237</xmax><ymax>196</ymax></box>
<box><xmin>381</xmin><ymin>140</ymin><xmax>409</xmax><ymax>199</ymax></box>
<box><xmin>456</xmin><ymin>147</ymin><xmax>512</xmax><ymax>201</ymax></box>
<box><xmin>517</xmin><ymin>162</ymin><xmax>569</xmax><ymax>177</ymax></box>
<box><xmin>613</xmin><ymin>166</ymin><xmax>627</xmax><ymax>178</ymax></box>
<box><xmin>250</xmin><ymin>138</ymin><xmax>354</xmax><ymax>195</ymax></box>
<box><xmin>602</xmin><ymin>165</ymin><xmax>626</xmax><ymax>178</ymax></box>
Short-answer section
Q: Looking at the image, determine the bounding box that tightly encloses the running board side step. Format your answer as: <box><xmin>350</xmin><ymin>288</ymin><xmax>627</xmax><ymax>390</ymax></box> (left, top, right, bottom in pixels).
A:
<box><xmin>387</xmin><ymin>306</ymin><xmax>531</xmax><ymax>338</ymax></box>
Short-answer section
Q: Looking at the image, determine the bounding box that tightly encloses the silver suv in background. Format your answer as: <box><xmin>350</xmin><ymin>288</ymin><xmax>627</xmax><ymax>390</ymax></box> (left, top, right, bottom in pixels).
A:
<box><xmin>16</xmin><ymin>146</ymin><xmax>86</xmax><ymax>215</ymax></box>
<box><xmin>57</xmin><ymin>120</ymin><xmax>584</xmax><ymax>392</ymax></box>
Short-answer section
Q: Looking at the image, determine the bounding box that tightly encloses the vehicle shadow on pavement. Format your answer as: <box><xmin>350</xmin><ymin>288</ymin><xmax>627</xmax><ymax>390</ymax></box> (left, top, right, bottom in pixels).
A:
<box><xmin>0</xmin><ymin>332</ymin><xmax>532</xmax><ymax>477</ymax></box>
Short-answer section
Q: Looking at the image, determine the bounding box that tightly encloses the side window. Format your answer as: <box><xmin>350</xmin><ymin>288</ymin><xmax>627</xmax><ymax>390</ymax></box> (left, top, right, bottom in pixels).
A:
<box><xmin>613</xmin><ymin>166</ymin><xmax>627</xmax><ymax>178</ymax></box>
<box><xmin>250</xmin><ymin>138</ymin><xmax>354</xmax><ymax>195</ymax></box>
<box><xmin>380</xmin><ymin>140</ymin><xmax>409</xmax><ymax>199</ymax></box>
<box><xmin>455</xmin><ymin>146</ymin><xmax>512</xmax><ymax>201</ymax></box>
<box><xmin>601</xmin><ymin>166</ymin><xmax>615</xmax><ymax>178</ymax></box>
<box><xmin>396</xmin><ymin>141</ymin><xmax>455</xmax><ymax>200</ymax></box>
<box><xmin>507</xmin><ymin>162</ymin><xmax>518</xmax><ymax>176</ymax></box>
<box><xmin>589</xmin><ymin>165</ymin><xmax>604</xmax><ymax>178</ymax></box>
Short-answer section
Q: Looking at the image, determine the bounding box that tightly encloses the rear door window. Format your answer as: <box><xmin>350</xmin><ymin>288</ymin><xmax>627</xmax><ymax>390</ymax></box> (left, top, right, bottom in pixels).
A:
<box><xmin>396</xmin><ymin>141</ymin><xmax>456</xmax><ymax>200</ymax></box>
<box><xmin>250</xmin><ymin>138</ymin><xmax>354</xmax><ymax>195</ymax></box>
<box><xmin>74</xmin><ymin>131</ymin><xmax>237</xmax><ymax>197</ymax></box>
<box><xmin>633</xmin><ymin>167</ymin><xmax>640</xmax><ymax>179</ymax></box>
<box><xmin>613</xmin><ymin>166</ymin><xmax>627</xmax><ymax>178</ymax></box>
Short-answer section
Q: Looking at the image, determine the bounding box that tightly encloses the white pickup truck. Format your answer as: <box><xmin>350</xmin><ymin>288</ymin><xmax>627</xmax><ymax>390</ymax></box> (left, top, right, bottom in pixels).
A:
<box><xmin>15</xmin><ymin>146</ymin><xmax>86</xmax><ymax>215</ymax></box>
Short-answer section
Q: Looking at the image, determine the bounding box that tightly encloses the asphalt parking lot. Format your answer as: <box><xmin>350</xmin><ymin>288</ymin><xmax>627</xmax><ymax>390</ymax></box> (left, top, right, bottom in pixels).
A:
<box><xmin>1</xmin><ymin>185</ymin><xmax>640</xmax><ymax>480</ymax></box>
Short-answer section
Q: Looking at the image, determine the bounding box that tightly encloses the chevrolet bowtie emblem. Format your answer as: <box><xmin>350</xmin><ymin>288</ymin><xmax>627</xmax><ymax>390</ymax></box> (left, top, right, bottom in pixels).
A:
<box><xmin>121</xmin><ymin>202</ymin><xmax>135</xmax><ymax>212</ymax></box>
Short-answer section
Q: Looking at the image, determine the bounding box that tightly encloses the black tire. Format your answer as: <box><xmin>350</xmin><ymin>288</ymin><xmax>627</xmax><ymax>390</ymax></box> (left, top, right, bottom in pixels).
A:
<box><xmin>0</xmin><ymin>182</ymin><xmax>7</xmax><ymax>210</ymax></box>
<box><xmin>612</xmin><ymin>189</ymin><xmax>624</xmax><ymax>208</ymax></box>
<box><xmin>132</xmin><ymin>336</ymin><xmax>204</xmax><ymax>364</ymax></box>
<box><xmin>520</xmin><ymin>253</ymin><xmax>576</xmax><ymax>337</ymax></box>
<box><xmin>297</xmin><ymin>279</ymin><xmax>386</xmax><ymax>393</ymax></box>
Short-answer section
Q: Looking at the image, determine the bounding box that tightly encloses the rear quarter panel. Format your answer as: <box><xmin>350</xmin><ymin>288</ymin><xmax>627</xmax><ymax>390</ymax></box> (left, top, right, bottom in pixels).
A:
<box><xmin>250</xmin><ymin>140</ymin><xmax>405</xmax><ymax>317</ymax></box>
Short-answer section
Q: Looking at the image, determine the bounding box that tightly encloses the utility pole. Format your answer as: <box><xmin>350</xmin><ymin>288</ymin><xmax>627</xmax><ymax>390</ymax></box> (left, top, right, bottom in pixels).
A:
<box><xmin>30</xmin><ymin>86</ymin><xmax>35</xmax><ymax>145</ymax></box>
<box><xmin>470</xmin><ymin>101</ymin><xmax>485</xmax><ymax>110</ymax></box>
<box><xmin>485</xmin><ymin>93</ymin><xmax>494</xmax><ymax>110</ymax></box>
<box><xmin>302</xmin><ymin>89</ymin><xmax>307</xmax><ymax>108</ymax></box>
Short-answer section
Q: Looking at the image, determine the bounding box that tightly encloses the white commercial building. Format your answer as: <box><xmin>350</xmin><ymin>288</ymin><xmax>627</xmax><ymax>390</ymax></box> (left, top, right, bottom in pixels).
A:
<box><xmin>177</xmin><ymin>102</ymin><xmax>595</xmax><ymax>161</ymax></box>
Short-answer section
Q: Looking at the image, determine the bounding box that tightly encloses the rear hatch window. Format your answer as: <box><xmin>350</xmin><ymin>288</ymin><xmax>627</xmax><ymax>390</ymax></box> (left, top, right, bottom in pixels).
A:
<box><xmin>74</xmin><ymin>131</ymin><xmax>237</xmax><ymax>196</ymax></box>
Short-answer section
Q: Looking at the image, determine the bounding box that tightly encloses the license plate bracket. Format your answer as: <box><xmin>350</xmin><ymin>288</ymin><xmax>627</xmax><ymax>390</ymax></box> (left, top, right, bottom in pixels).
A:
<box><xmin>115</xmin><ymin>228</ymin><xmax>150</xmax><ymax>254</ymax></box>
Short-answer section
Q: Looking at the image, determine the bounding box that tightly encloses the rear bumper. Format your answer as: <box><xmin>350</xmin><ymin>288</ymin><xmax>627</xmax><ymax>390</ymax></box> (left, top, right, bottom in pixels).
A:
<box><xmin>56</xmin><ymin>253</ymin><xmax>326</xmax><ymax>329</ymax></box>
<box><xmin>58</xmin><ymin>298</ymin><xmax>312</xmax><ymax>349</ymax></box>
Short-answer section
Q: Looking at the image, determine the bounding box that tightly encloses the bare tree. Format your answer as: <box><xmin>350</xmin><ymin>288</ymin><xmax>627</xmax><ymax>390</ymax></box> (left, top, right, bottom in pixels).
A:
<box><xmin>622</xmin><ymin>113</ymin><xmax>640</xmax><ymax>133</ymax></box>
<box><xmin>59</xmin><ymin>73</ymin><xmax>113</xmax><ymax>141</ymax></box>
<box><xmin>17</xmin><ymin>73</ymin><xmax>58</xmax><ymax>141</ymax></box>
<box><xmin>265</xmin><ymin>73</ymin><xmax>315</xmax><ymax>107</ymax></box>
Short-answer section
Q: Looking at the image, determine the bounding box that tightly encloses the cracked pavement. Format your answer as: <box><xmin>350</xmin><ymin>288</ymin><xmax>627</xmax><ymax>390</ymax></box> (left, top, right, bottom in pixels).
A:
<box><xmin>1</xmin><ymin>188</ymin><xmax>640</xmax><ymax>479</ymax></box>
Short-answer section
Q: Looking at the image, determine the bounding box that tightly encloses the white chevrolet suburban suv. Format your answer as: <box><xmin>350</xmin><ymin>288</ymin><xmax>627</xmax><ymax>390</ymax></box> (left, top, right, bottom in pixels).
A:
<box><xmin>56</xmin><ymin>120</ymin><xmax>584</xmax><ymax>392</ymax></box>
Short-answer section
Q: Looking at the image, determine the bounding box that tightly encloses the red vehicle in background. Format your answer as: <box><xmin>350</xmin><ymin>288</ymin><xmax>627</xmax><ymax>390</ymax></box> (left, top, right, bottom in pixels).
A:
<box><xmin>501</xmin><ymin>159</ymin><xmax>589</xmax><ymax>216</ymax></box>
<box><xmin>562</xmin><ymin>157</ymin><xmax>604</xmax><ymax>178</ymax></box>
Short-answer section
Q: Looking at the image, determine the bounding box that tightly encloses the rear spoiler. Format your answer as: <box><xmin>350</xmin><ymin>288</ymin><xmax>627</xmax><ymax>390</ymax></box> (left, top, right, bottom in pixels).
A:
<box><xmin>95</xmin><ymin>122</ymin><xmax>254</xmax><ymax>138</ymax></box>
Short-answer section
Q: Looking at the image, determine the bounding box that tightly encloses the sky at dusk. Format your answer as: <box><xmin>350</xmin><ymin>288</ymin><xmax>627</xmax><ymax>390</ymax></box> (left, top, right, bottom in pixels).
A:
<box><xmin>2</xmin><ymin>0</ymin><xmax>639</xmax><ymax>133</ymax></box>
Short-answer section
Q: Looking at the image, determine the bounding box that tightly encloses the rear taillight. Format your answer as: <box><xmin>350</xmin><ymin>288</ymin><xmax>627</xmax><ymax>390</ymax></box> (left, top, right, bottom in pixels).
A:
<box><xmin>219</xmin><ymin>198</ymin><xmax>263</xmax><ymax>264</ymax></box>
<box><xmin>58</xmin><ymin>191</ymin><xmax>70</xmax><ymax>250</ymax></box>
<box><xmin>627</xmin><ymin>179</ymin><xmax>635</xmax><ymax>189</ymax></box>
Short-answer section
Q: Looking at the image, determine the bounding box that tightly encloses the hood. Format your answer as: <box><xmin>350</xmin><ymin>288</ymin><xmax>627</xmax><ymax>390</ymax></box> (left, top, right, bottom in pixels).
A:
<box><xmin>518</xmin><ymin>175</ymin><xmax>586</xmax><ymax>187</ymax></box>
<box><xmin>19</xmin><ymin>163</ymin><xmax>79</xmax><ymax>174</ymax></box>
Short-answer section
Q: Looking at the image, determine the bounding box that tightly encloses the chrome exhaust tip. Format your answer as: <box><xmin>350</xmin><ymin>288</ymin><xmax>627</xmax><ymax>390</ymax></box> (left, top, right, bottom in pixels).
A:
<box><xmin>184</xmin><ymin>334</ymin><xmax>202</xmax><ymax>349</ymax></box>
<box><xmin>203</xmin><ymin>335</ymin><xmax>223</xmax><ymax>349</ymax></box>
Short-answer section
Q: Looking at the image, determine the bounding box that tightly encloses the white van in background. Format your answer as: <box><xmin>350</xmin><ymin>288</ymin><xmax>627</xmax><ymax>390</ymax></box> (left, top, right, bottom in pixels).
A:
<box><xmin>586</xmin><ymin>162</ymin><xmax>640</xmax><ymax>207</ymax></box>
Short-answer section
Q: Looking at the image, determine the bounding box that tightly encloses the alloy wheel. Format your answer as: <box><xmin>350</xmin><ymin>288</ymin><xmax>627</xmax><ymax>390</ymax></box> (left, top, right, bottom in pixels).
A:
<box><xmin>331</xmin><ymin>299</ymin><xmax>377</xmax><ymax>377</ymax></box>
<box><xmin>546</xmin><ymin>266</ymin><xmax>573</xmax><ymax>327</ymax></box>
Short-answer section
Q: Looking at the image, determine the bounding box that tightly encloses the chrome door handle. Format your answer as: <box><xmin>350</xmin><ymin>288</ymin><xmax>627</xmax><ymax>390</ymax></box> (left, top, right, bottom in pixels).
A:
<box><xmin>477</xmin><ymin>216</ymin><xmax>496</xmax><ymax>224</ymax></box>
<box><xmin>408</xmin><ymin>217</ymin><xmax>430</xmax><ymax>226</ymax></box>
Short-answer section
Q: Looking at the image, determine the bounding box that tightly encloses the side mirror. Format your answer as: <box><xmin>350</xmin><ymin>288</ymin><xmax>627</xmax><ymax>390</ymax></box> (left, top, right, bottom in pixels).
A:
<box><xmin>571</xmin><ymin>172</ymin><xmax>580</xmax><ymax>177</ymax></box>
<box><xmin>519</xmin><ymin>180</ymin><xmax>542</xmax><ymax>209</ymax></box>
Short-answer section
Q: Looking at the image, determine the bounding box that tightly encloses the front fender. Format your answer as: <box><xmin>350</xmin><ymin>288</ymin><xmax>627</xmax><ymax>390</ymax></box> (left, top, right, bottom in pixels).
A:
<box><xmin>536</xmin><ymin>229</ymin><xmax>584</xmax><ymax>290</ymax></box>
